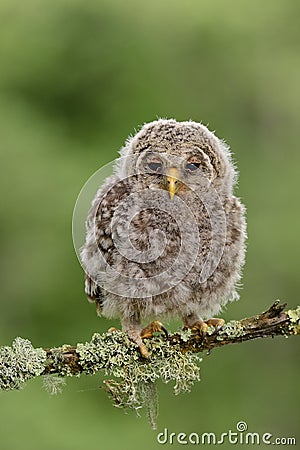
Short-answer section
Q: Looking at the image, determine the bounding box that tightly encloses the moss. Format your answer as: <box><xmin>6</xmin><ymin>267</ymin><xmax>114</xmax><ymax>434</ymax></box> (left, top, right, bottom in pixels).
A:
<box><xmin>286</xmin><ymin>306</ymin><xmax>300</xmax><ymax>335</ymax></box>
<box><xmin>0</xmin><ymin>337</ymin><xmax>46</xmax><ymax>391</ymax></box>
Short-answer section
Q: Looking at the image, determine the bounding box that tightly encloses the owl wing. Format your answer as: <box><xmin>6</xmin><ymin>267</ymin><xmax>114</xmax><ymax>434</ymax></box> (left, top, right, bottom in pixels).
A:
<box><xmin>80</xmin><ymin>174</ymin><xmax>134</xmax><ymax>314</ymax></box>
<box><xmin>224</xmin><ymin>195</ymin><xmax>247</xmax><ymax>256</ymax></box>
<box><xmin>219</xmin><ymin>194</ymin><xmax>247</xmax><ymax>301</ymax></box>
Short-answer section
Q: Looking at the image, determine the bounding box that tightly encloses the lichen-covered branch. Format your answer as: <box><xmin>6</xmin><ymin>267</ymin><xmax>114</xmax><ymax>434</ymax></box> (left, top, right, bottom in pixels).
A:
<box><xmin>0</xmin><ymin>301</ymin><xmax>299</xmax><ymax>428</ymax></box>
<box><xmin>40</xmin><ymin>301</ymin><xmax>300</xmax><ymax>377</ymax></box>
<box><xmin>171</xmin><ymin>300</ymin><xmax>300</xmax><ymax>353</ymax></box>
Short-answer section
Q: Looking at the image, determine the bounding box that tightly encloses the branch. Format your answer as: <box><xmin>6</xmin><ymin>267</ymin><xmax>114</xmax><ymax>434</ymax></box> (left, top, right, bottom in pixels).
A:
<box><xmin>0</xmin><ymin>301</ymin><xmax>299</xmax><ymax>428</ymax></box>
<box><xmin>172</xmin><ymin>300</ymin><xmax>300</xmax><ymax>353</ymax></box>
<box><xmin>42</xmin><ymin>301</ymin><xmax>300</xmax><ymax>373</ymax></box>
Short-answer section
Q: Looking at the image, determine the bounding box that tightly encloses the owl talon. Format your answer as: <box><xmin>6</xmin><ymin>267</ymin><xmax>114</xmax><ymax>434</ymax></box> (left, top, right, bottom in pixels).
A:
<box><xmin>132</xmin><ymin>321</ymin><xmax>168</xmax><ymax>358</ymax></box>
<box><xmin>191</xmin><ymin>321</ymin><xmax>209</xmax><ymax>334</ymax></box>
<box><xmin>188</xmin><ymin>318</ymin><xmax>225</xmax><ymax>335</ymax></box>
<box><xmin>205</xmin><ymin>318</ymin><xmax>225</xmax><ymax>332</ymax></box>
<box><xmin>108</xmin><ymin>327</ymin><xmax>119</xmax><ymax>333</ymax></box>
<box><xmin>141</xmin><ymin>320</ymin><xmax>169</xmax><ymax>339</ymax></box>
<box><xmin>139</xmin><ymin>343</ymin><xmax>150</xmax><ymax>358</ymax></box>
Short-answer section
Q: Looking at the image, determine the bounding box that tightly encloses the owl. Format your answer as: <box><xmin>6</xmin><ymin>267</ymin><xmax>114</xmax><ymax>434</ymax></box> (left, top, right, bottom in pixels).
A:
<box><xmin>81</xmin><ymin>119</ymin><xmax>246</xmax><ymax>357</ymax></box>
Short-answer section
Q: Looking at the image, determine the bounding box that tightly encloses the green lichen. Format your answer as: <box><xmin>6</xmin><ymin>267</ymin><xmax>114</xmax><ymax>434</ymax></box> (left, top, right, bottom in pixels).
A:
<box><xmin>177</xmin><ymin>328</ymin><xmax>192</xmax><ymax>342</ymax></box>
<box><xmin>216</xmin><ymin>320</ymin><xmax>245</xmax><ymax>341</ymax></box>
<box><xmin>42</xmin><ymin>374</ymin><xmax>66</xmax><ymax>395</ymax></box>
<box><xmin>77</xmin><ymin>330</ymin><xmax>201</xmax><ymax>428</ymax></box>
<box><xmin>206</xmin><ymin>326</ymin><xmax>217</xmax><ymax>336</ymax></box>
<box><xmin>287</xmin><ymin>306</ymin><xmax>300</xmax><ymax>335</ymax></box>
<box><xmin>0</xmin><ymin>337</ymin><xmax>46</xmax><ymax>391</ymax></box>
<box><xmin>140</xmin><ymin>381</ymin><xmax>158</xmax><ymax>430</ymax></box>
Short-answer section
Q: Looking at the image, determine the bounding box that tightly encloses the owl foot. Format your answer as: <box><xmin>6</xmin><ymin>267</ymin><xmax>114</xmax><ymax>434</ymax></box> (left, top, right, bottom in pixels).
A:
<box><xmin>136</xmin><ymin>321</ymin><xmax>168</xmax><ymax>358</ymax></box>
<box><xmin>141</xmin><ymin>320</ymin><xmax>169</xmax><ymax>339</ymax></box>
<box><xmin>108</xmin><ymin>327</ymin><xmax>119</xmax><ymax>333</ymax></box>
<box><xmin>124</xmin><ymin>321</ymin><xmax>168</xmax><ymax>359</ymax></box>
<box><xmin>138</xmin><ymin>342</ymin><xmax>150</xmax><ymax>359</ymax></box>
<box><xmin>123</xmin><ymin>328</ymin><xmax>148</xmax><ymax>358</ymax></box>
<box><xmin>186</xmin><ymin>318</ymin><xmax>225</xmax><ymax>335</ymax></box>
<box><xmin>108</xmin><ymin>327</ymin><xmax>150</xmax><ymax>358</ymax></box>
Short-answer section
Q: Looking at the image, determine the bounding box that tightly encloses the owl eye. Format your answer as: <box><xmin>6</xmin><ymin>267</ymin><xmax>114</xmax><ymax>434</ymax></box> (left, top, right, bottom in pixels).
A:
<box><xmin>185</xmin><ymin>162</ymin><xmax>201</xmax><ymax>173</ymax></box>
<box><xmin>148</xmin><ymin>161</ymin><xmax>163</xmax><ymax>173</ymax></box>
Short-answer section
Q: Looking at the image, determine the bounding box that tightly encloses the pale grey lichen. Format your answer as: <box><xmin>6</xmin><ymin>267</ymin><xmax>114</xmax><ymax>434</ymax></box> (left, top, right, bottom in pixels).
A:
<box><xmin>216</xmin><ymin>320</ymin><xmax>245</xmax><ymax>340</ymax></box>
<box><xmin>77</xmin><ymin>330</ymin><xmax>201</xmax><ymax>428</ymax></box>
<box><xmin>42</xmin><ymin>374</ymin><xmax>66</xmax><ymax>395</ymax></box>
<box><xmin>0</xmin><ymin>337</ymin><xmax>46</xmax><ymax>391</ymax></box>
<box><xmin>206</xmin><ymin>326</ymin><xmax>217</xmax><ymax>336</ymax></box>
<box><xmin>139</xmin><ymin>381</ymin><xmax>158</xmax><ymax>430</ymax></box>
<box><xmin>177</xmin><ymin>328</ymin><xmax>192</xmax><ymax>342</ymax></box>
<box><xmin>286</xmin><ymin>306</ymin><xmax>300</xmax><ymax>335</ymax></box>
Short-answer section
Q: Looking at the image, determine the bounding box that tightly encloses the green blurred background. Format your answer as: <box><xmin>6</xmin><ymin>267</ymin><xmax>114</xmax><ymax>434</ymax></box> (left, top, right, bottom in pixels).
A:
<box><xmin>0</xmin><ymin>0</ymin><xmax>299</xmax><ymax>448</ymax></box>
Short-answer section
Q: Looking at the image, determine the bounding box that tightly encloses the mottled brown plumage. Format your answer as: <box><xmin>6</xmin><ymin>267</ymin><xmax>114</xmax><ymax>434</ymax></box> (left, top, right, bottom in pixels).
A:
<box><xmin>81</xmin><ymin>119</ymin><xmax>247</xmax><ymax>356</ymax></box>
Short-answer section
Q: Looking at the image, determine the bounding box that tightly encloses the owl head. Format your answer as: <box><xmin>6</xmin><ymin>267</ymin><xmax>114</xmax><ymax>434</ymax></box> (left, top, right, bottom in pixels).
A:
<box><xmin>116</xmin><ymin>119</ymin><xmax>237</xmax><ymax>197</ymax></box>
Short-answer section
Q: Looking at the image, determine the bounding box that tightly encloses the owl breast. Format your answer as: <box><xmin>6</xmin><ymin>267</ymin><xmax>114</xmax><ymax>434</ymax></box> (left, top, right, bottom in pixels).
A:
<box><xmin>92</xmin><ymin>176</ymin><xmax>228</xmax><ymax>298</ymax></box>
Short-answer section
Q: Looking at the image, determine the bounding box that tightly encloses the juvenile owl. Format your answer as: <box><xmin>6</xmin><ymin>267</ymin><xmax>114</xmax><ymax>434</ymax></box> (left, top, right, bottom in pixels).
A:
<box><xmin>81</xmin><ymin>119</ymin><xmax>246</xmax><ymax>357</ymax></box>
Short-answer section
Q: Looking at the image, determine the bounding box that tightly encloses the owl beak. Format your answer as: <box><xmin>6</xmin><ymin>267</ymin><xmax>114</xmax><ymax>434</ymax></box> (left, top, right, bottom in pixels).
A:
<box><xmin>165</xmin><ymin>167</ymin><xmax>183</xmax><ymax>199</ymax></box>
